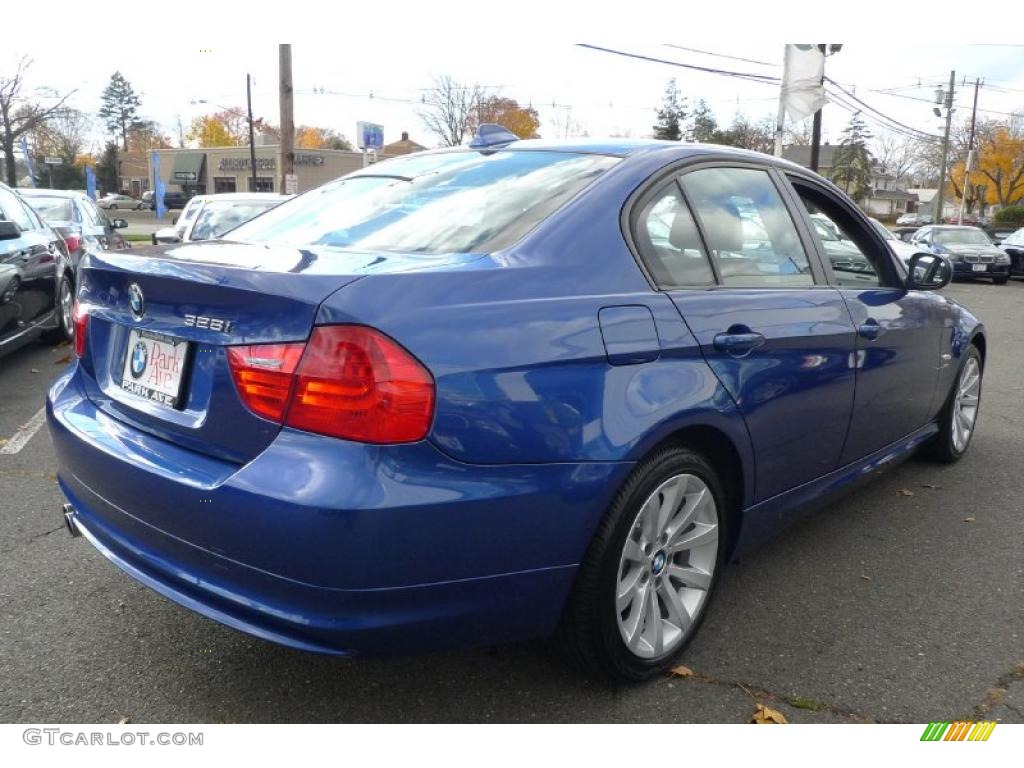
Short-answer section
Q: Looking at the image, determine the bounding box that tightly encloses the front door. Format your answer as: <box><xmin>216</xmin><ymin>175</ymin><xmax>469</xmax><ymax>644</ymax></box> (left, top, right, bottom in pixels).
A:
<box><xmin>635</xmin><ymin>165</ymin><xmax>858</xmax><ymax>502</ymax></box>
<box><xmin>784</xmin><ymin>175</ymin><xmax>945</xmax><ymax>463</ymax></box>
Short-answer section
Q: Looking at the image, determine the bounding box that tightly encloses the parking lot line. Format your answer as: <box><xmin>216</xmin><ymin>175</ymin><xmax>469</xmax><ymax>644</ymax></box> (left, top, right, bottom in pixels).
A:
<box><xmin>0</xmin><ymin>408</ymin><xmax>47</xmax><ymax>455</ymax></box>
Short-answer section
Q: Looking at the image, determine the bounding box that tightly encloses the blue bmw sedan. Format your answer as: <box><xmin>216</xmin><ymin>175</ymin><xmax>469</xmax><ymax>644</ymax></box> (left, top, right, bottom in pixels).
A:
<box><xmin>48</xmin><ymin>130</ymin><xmax>985</xmax><ymax>681</ymax></box>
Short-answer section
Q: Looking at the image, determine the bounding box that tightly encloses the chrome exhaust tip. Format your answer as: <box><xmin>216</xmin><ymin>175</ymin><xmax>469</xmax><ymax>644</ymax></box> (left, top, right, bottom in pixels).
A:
<box><xmin>62</xmin><ymin>503</ymin><xmax>81</xmax><ymax>538</ymax></box>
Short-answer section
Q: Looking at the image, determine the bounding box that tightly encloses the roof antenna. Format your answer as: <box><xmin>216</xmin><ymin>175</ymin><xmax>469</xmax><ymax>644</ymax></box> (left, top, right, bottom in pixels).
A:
<box><xmin>469</xmin><ymin>123</ymin><xmax>519</xmax><ymax>149</ymax></box>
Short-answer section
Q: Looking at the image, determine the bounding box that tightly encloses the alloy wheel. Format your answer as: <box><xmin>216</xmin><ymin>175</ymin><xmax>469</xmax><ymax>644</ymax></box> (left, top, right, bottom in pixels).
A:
<box><xmin>615</xmin><ymin>473</ymin><xmax>719</xmax><ymax>659</ymax></box>
<box><xmin>952</xmin><ymin>357</ymin><xmax>981</xmax><ymax>453</ymax></box>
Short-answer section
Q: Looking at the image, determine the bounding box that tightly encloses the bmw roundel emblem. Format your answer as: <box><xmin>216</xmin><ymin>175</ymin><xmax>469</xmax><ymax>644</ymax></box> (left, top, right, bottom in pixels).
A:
<box><xmin>130</xmin><ymin>340</ymin><xmax>148</xmax><ymax>379</ymax></box>
<box><xmin>128</xmin><ymin>283</ymin><xmax>145</xmax><ymax>319</ymax></box>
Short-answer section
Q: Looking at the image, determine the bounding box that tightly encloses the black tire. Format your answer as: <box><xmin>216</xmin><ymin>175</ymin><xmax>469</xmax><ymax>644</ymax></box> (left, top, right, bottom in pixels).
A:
<box><xmin>557</xmin><ymin>444</ymin><xmax>729</xmax><ymax>682</ymax></box>
<box><xmin>109</xmin><ymin>204</ymin><xmax>117</xmax><ymax>210</ymax></box>
<box><xmin>43</xmin><ymin>274</ymin><xmax>74</xmax><ymax>344</ymax></box>
<box><xmin>993</xmin><ymin>276</ymin><xmax>1009</xmax><ymax>285</ymax></box>
<box><xmin>923</xmin><ymin>345</ymin><xmax>983</xmax><ymax>463</ymax></box>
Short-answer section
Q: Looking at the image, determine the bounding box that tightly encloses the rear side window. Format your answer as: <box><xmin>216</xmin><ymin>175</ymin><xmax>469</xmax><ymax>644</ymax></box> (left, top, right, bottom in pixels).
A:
<box><xmin>681</xmin><ymin>167</ymin><xmax>813</xmax><ymax>287</ymax></box>
<box><xmin>633</xmin><ymin>181</ymin><xmax>715</xmax><ymax>288</ymax></box>
<box><xmin>230</xmin><ymin>150</ymin><xmax>620</xmax><ymax>254</ymax></box>
<box><xmin>25</xmin><ymin>196</ymin><xmax>74</xmax><ymax>223</ymax></box>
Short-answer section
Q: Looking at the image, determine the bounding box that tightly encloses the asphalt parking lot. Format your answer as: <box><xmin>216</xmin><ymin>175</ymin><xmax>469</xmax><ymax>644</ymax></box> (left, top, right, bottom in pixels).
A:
<box><xmin>0</xmin><ymin>280</ymin><xmax>1021</xmax><ymax>724</ymax></box>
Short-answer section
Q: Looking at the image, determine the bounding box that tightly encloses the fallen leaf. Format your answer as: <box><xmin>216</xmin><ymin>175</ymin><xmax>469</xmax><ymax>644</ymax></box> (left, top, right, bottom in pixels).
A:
<box><xmin>0</xmin><ymin>438</ymin><xmax>6</xmax><ymax>447</ymax></box>
<box><xmin>896</xmin><ymin>489</ymin><xmax>914</xmax><ymax>497</ymax></box>
<box><xmin>750</xmin><ymin>703</ymin><xmax>788</xmax><ymax>724</ymax></box>
<box><xmin>54</xmin><ymin>355</ymin><xmax>71</xmax><ymax>365</ymax></box>
<box><xmin>117</xmin><ymin>716</ymin><xmax>130</xmax><ymax>724</ymax></box>
<box><xmin>963</xmin><ymin>516</ymin><xmax>976</xmax><ymax>523</ymax></box>
<box><xmin>860</xmin><ymin>575</ymin><xmax>872</xmax><ymax>581</ymax></box>
<box><xmin>669</xmin><ymin>665</ymin><xmax>695</xmax><ymax>678</ymax></box>
<box><xmin>787</xmin><ymin>696</ymin><xmax>828</xmax><ymax>712</ymax></box>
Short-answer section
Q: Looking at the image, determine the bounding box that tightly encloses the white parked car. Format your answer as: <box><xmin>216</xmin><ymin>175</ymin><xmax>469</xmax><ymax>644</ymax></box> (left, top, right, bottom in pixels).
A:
<box><xmin>151</xmin><ymin>193</ymin><xmax>289</xmax><ymax>245</ymax></box>
<box><xmin>870</xmin><ymin>218</ymin><xmax>921</xmax><ymax>265</ymax></box>
<box><xmin>97</xmin><ymin>193</ymin><xmax>144</xmax><ymax>211</ymax></box>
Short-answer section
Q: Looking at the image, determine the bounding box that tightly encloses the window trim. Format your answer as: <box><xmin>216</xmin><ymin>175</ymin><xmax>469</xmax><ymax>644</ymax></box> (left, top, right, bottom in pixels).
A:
<box><xmin>621</xmin><ymin>157</ymin><xmax>829</xmax><ymax>291</ymax></box>
<box><xmin>781</xmin><ymin>170</ymin><xmax>904</xmax><ymax>290</ymax></box>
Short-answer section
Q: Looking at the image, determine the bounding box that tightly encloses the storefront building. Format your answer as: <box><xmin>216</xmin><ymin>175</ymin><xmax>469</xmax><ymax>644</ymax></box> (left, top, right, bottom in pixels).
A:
<box><xmin>149</xmin><ymin>145</ymin><xmax>378</xmax><ymax>197</ymax></box>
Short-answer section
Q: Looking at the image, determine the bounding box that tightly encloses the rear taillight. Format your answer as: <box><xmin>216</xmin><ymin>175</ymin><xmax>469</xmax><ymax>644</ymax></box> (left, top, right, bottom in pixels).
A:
<box><xmin>227</xmin><ymin>325</ymin><xmax>435</xmax><ymax>444</ymax></box>
<box><xmin>63</xmin><ymin>234</ymin><xmax>82</xmax><ymax>253</ymax></box>
<box><xmin>72</xmin><ymin>301</ymin><xmax>88</xmax><ymax>358</ymax></box>
<box><xmin>226</xmin><ymin>343</ymin><xmax>305</xmax><ymax>422</ymax></box>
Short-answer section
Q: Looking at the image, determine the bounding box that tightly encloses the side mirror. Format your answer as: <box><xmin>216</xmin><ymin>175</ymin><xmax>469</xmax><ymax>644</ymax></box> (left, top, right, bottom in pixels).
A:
<box><xmin>906</xmin><ymin>252</ymin><xmax>952</xmax><ymax>291</ymax></box>
<box><xmin>112</xmin><ymin>218</ymin><xmax>128</xmax><ymax>229</ymax></box>
<box><xmin>0</xmin><ymin>221</ymin><xmax>23</xmax><ymax>241</ymax></box>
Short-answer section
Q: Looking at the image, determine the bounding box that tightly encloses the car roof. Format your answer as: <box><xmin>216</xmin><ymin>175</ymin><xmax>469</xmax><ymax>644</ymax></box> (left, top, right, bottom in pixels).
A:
<box><xmin>18</xmin><ymin>188</ymin><xmax>87</xmax><ymax>199</ymax></box>
<box><xmin>188</xmin><ymin>193</ymin><xmax>289</xmax><ymax>202</ymax></box>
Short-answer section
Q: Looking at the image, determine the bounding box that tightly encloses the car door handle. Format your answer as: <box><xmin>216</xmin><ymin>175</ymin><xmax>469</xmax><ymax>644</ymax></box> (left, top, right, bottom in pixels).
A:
<box><xmin>858</xmin><ymin>320</ymin><xmax>885</xmax><ymax>341</ymax></box>
<box><xmin>713</xmin><ymin>329</ymin><xmax>766</xmax><ymax>355</ymax></box>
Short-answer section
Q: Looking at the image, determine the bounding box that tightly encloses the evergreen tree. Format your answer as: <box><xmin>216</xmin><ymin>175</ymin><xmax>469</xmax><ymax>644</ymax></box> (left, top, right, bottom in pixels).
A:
<box><xmin>98</xmin><ymin>72</ymin><xmax>142</xmax><ymax>151</ymax></box>
<box><xmin>95</xmin><ymin>141</ymin><xmax>119</xmax><ymax>195</ymax></box>
<box><xmin>653</xmin><ymin>79</ymin><xmax>687</xmax><ymax>141</ymax></box>
<box><xmin>831</xmin><ymin>112</ymin><xmax>874</xmax><ymax>200</ymax></box>
<box><xmin>688</xmin><ymin>99</ymin><xmax>718</xmax><ymax>143</ymax></box>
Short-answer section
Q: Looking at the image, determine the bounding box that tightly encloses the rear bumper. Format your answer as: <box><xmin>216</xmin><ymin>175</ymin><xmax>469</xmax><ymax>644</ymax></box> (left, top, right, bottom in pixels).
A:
<box><xmin>48</xmin><ymin>365</ymin><xmax>630</xmax><ymax>654</ymax></box>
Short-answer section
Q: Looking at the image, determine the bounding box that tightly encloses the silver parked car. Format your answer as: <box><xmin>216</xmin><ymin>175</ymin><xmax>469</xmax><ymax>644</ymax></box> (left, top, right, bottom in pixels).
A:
<box><xmin>97</xmin><ymin>193</ymin><xmax>144</xmax><ymax>210</ymax></box>
<box><xmin>151</xmin><ymin>193</ymin><xmax>289</xmax><ymax>244</ymax></box>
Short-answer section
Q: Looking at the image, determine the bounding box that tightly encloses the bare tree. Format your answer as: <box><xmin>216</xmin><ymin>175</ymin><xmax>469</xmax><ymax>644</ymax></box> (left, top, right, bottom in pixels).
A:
<box><xmin>549</xmin><ymin>107</ymin><xmax>588</xmax><ymax>139</ymax></box>
<box><xmin>0</xmin><ymin>56</ymin><xmax>76</xmax><ymax>185</ymax></box>
<box><xmin>417</xmin><ymin>75</ymin><xmax>485</xmax><ymax>147</ymax></box>
<box><xmin>28</xmin><ymin>107</ymin><xmax>92</xmax><ymax>162</ymax></box>
<box><xmin>872</xmin><ymin>131</ymin><xmax>917</xmax><ymax>180</ymax></box>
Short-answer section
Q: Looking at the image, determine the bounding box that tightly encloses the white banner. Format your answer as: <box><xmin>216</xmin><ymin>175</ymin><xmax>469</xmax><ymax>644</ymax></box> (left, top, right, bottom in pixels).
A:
<box><xmin>781</xmin><ymin>44</ymin><xmax>828</xmax><ymax>122</ymax></box>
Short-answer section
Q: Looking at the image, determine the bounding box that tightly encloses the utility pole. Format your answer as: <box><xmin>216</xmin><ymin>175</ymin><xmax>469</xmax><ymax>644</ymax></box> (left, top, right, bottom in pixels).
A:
<box><xmin>279</xmin><ymin>44</ymin><xmax>295</xmax><ymax>195</ymax></box>
<box><xmin>934</xmin><ymin>70</ymin><xmax>956</xmax><ymax>224</ymax></box>
<box><xmin>809</xmin><ymin>44</ymin><xmax>828</xmax><ymax>173</ymax></box>
<box><xmin>246</xmin><ymin>74</ymin><xmax>257</xmax><ymax>193</ymax></box>
<box><xmin>957</xmin><ymin>77</ymin><xmax>981</xmax><ymax>224</ymax></box>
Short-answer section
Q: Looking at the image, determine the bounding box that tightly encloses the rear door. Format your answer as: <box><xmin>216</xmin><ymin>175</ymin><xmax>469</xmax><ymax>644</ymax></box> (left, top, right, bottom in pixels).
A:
<box><xmin>783</xmin><ymin>174</ymin><xmax>946</xmax><ymax>463</ymax></box>
<box><xmin>0</xmin><ymin>185</ymin><xmax>56</xmax><ymax>329</ymax></box>
<box><xmin>632</xmin><ymin>163</ymin><xmax>858</xmax><ymax>502</ymax></box>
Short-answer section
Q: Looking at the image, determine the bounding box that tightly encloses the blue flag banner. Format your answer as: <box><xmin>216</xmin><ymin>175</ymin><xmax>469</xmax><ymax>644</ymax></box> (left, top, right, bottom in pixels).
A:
<box><xmin>151</xmin><ymin>152</ymin><xmax>167</xmax><ymax>220</ymax></box>
<box><xmin>18</xmin><ymin>137</ymin><xmax>36</xmax><ymax>187</ymax></box>
<box><xmin>85</xmin><ymin>165</ymin><xmax>97</xmax><ymax>200</ymax></box>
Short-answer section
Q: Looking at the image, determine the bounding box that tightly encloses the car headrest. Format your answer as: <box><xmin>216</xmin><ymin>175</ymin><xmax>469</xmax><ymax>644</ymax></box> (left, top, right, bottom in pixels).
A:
<box><xmin>669</xmin><ymin>209</ymin><xmax>704</xmax><ymax>252</ymax></box>
<box><xmin>700</xmin><ymin>201</ymin><xmax>745</xmax><ymax>253</ymax></box>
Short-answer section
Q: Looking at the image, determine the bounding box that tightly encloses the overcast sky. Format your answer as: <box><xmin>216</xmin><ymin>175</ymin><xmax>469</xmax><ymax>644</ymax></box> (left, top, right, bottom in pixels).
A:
<box><xmin>6</xmin><ymin>14</ymin><xmax>1024</xmax><ymax>154</ymax></box>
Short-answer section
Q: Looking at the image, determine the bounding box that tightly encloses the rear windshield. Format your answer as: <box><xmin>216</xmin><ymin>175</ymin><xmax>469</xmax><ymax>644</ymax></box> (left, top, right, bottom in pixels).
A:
<box><xmin>229</xmin><ymin>150</ymin><xmax>620</xmax><ymax>254</ymax></box>
<box><xmin>25</xmin><ymin>196</ymin><xmax>73</xmax><ymax>222</ymax></box>
<box><xmin>190</xmin><ymin>200</ymin><xmax>281</xmax><ymax>241</ymax></box>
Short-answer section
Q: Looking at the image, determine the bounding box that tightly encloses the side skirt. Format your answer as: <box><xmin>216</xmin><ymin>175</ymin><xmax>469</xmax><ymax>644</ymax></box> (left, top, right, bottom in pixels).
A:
<box><xmin>731</xmin><ymin>422</ymin><xmax>939</xmax><ymax>558</ymax></box>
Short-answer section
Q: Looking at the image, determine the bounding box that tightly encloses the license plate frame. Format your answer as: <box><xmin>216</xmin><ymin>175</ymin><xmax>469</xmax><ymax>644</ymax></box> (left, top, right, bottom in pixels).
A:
<box><xmin>120</xmin><ymin>328</ymin><xmax>191</xmax><ymax>409</ymax></box>
<box><xmin>972</xmin><ymin>263</ymin><xmax>988</xmax><ymax>272</ymax></box>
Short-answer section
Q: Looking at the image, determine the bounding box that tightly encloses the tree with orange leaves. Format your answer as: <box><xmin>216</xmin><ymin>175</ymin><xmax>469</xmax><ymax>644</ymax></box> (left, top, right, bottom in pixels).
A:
<box><xmin>472</xmin><ymin>96</ymin><xmax>540</xmax><ymax>139</ymax></box>
<box><xmin>295</xmin><ymin>125</ymin><xmax>352</xmax><ymax>150</ymax></box>
<box><xmin>948</xmin><ymin>120</ymin><xmax>1024</xmax><ymax>210</ymax></box>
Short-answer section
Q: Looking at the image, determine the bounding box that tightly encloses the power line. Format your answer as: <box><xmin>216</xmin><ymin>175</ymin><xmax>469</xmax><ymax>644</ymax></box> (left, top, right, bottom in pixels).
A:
<box><xmin>662</xmin><ymin>44</ymin><xmax>778</xmax><ymax>68</ymax></box>
<box><xmin>576</xmin><ymin>43</ymin><xmax>780</xmax><ymax>85</ymax></box>
<box><xmin>825</xmin><ymin>77</ymin><xmax>940</xmax><ymax>139</ymax></box>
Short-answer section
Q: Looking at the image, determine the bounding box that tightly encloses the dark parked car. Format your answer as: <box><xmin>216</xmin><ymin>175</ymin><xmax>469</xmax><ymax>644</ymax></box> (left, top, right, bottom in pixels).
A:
<box><xmin>910</xmin><ymin>225</ymin><xmax>1010</xmax><ymax>284</ymax></box>
<box><xmin>50</xmin><ymin>136</ymin><xmax>984</xmax><ymax>681</ymax></box>
<box><xmin>140</xmin><ymin>190</ymin><xmax>191</xmax><ymax>211</ymax></box>
<box><xmin>0</xmin><ymin>182</ymin><xmax>74</xmax><ymax>359</ymax></box>
<box><xmin>998</xmin><ymin>227</ymin><xmax>1024</xmax><ymax>278</ymax></box>
<box><xmin>20</xmin><ymin>189</ymin><xmax>130</xmax><ymax>277</ymax></box>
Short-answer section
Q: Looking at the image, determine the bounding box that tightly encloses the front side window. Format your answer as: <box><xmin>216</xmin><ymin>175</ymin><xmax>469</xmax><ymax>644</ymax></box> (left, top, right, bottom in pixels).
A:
<box><xmin>0</xmin><ymin>187</ymin><xmax>35</xmax><ymax>231</ymax></box>
<box><xmin>230</xmin><ymin>150</ymin><xmax>620</xmax><ymax>254</ymax></box>
<box><xmin>790</xmin><ymin>178</ymin><xmax>894</xmax><ymax>288</ymax></box>
<box><xmin>680</xmin><ymin>167</ymin><xmax>813</xmax><ymax>287</ymax></box>
<box><xmin>634</xmin><ymin>181</ymin><xmax>715</xmax><ymax>288</ymax></box>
